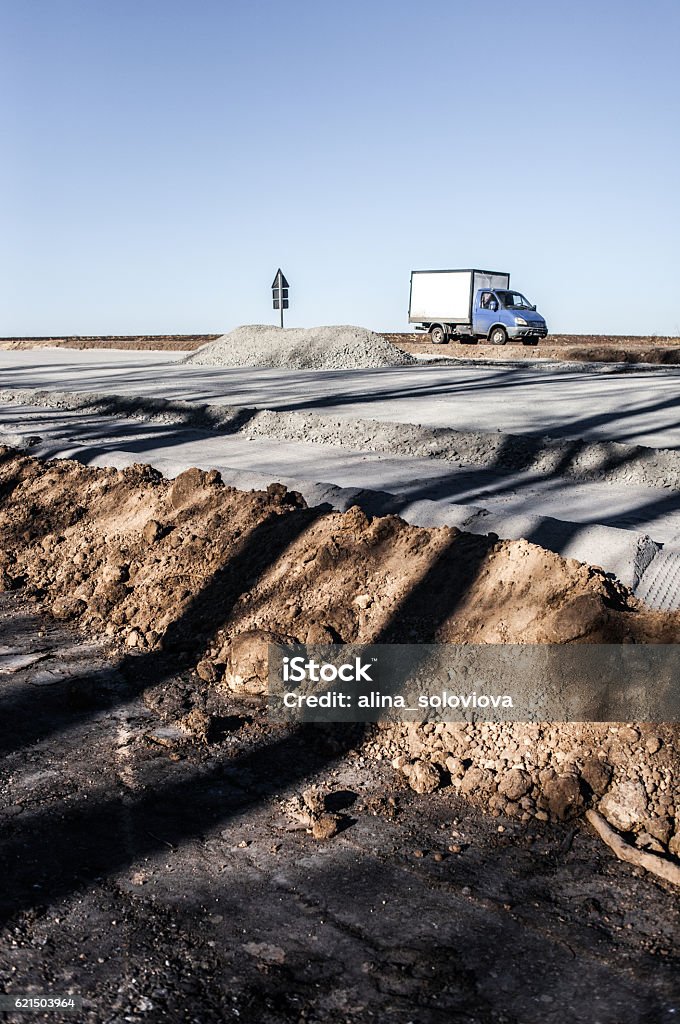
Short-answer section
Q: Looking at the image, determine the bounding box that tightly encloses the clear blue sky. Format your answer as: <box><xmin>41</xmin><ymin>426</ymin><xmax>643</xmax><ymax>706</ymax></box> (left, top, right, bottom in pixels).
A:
<box><xmin>2</xmin><ymin>0</ymin><xmax>679</xmax><ymax>336</ymax></box>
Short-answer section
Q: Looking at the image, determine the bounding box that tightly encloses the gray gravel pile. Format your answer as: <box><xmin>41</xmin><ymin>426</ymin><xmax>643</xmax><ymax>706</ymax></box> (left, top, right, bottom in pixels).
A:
<box><xmin>241</xmin><ymin>410</ymin><xmax>680</xmax><ymax>490</ymax></box>
<box><xmin>183</xmin><ymin>325</ymin><xmax>416</xmax><ymax>370</ymax></box>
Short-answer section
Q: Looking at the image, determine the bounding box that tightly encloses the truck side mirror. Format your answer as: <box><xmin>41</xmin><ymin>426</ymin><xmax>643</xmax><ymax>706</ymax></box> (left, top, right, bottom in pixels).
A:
<box><xmin>531</xmin><ymin>305</ymin><xmax>536</xmax><ymax>310</ymax></box>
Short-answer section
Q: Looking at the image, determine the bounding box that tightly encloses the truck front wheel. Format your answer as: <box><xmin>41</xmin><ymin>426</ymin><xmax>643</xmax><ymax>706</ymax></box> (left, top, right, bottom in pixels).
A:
<box><xmin>489</xmin><ymin>326</ymin><xmax>507</xmax><ymax>346</ymax></box>
<box><xmin>430</xmin><ymin>325</ymin><xmax>447</xmax><ymax>345</ymax></box>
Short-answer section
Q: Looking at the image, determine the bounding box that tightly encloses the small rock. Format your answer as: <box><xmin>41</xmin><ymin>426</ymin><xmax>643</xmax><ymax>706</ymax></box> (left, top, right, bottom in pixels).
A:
<box><xmin>642</xmin><ymin>816</ymin><xmax>673</xmax><ymax>846</ymax></box>
<box><xmin>243</xmin><ymin>942</ymin><xmax>286</xmax><ymax>965</ymax></box>
<box><xmin>312</xmin><ymin>813</ymin><xmax>341</xmax><ymax>841</ymax></box>
<box><xmin>543</xmin><ymin>775</ymin><xmax>583</xmax><ymax>821</ymax></box>
<box><xmin>52</xmin><ymin>597</ymin><xmax>86</xmax><ymax>621</ymax></box>
<box><xmin>599</xmin><ymin>780</ymin><xmax>648</xmax><ymax>832</ymax></box>
<box><xmin>181</xmin><ymin>708</ymin><xmax>212</xmax><ymax>743</ymax></box>
<box><xmin>305</xmin><ymin>623</ymin><xmax>336</xmax><ymax>644</ymax></box>
<box><xmin>169</xmin><ymin>467</ymin><xmax>210</xmax><ymax>509</ymax></box>
<box><xmin>580</xmin><ymin>757</ymin><xmax>612</xmax><ymax>796</ymax></box>
<box><xmin>444</xmin><ymin>756</ymin><xmax>466</xmax><ymax>779</ymax></box>
<box><xmin>142</xmin><ymin>519</ymin><xmax>163</xmax><ymax>544</ymax></box>
<box><xmin>498</xmin><ymin>768</ymin><xmax>532</xmax><ymax>802</ymax></box>
<box><xmin>283</xmin><ymin>796</ymin><xmax>314</xmax><ymax>829</ymax></box>
<box><xmin>302</xmin><ymin>786</ymin><xmax>326</xmax><ymax>816</ymax></box>
<box><xmin>196</xmin><ymin>659</ymin><xmax>217</xmax><ymax>683</ymax></box>
<box><xmin>224</xmin><ymin>629</ymin><xmax>297</xmax><ymax>694</ymax></box>
<box><xmin>635</xmin><ymin>831</ymin><xmax>665</xmax><ymax>854</ymax></box>
<box><xmin>266</xmin><ymin>482</ymin><xmax>289</xmax><ymax>501</ymax></box>
<box><xmin>405</xmin><ymin>760</ymin><xmax>441</xmax><ymax>795</ymax></box>
<box><xmin>459</xmin><ymin>766</ymin><xmax>495</xmax><ymax>798</ymax></box>
<box><xmin>146</xmin><ymin>725</ymin><xmax>191</xmax><ymax>747</ymax></box>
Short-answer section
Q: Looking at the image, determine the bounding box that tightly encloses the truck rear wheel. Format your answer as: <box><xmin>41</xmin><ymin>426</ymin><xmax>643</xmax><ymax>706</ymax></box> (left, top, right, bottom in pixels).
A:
<box><xmin>489</xmin><ymin>326</ymin><xmax>507</xmax><ymax>346</ymax></box>
<box><xmin>430</xmin><ymin>325</ymin><xmax>447</xmax><ymax>345</ymax></box>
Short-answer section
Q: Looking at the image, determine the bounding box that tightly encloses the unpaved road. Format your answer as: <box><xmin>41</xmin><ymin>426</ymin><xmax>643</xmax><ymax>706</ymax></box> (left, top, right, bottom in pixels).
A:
<box><xmin>1</xmin><ymin>590</ymin><xmax>678</xmax><ymax>1024</ymax></box>
<box><xmin>2</xmin><ymin>399</ymin><xmax>680</xmax><ymax>548</ymax></box>
<box><xmin>2</xmin><ymin>348</ymin><xmax>680</xmax><ymax>601</ymax></box>
<box><xmin>1</xmin><ymin>348</ymin><xmax>680</xmax><ymax>448</ymax></box>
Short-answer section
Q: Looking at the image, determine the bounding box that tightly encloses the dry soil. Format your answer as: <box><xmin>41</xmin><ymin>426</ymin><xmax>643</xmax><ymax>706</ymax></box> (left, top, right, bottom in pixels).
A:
<box><xmin>1</xmin><ymin>447</ymin><xmax>678</xmax><ymax>861</ymax></box>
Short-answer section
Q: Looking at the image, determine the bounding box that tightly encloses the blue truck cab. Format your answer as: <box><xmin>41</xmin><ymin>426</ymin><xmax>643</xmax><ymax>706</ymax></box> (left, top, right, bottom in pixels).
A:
<box><xmin>473</xmin><ymin>288</ymin><xmax>548</xmax><ymax>345</ymax></box>
<box><xmin>408</xmin><ymin>269</ymin><xmax>548</xmax><ymax>345</ymax></box>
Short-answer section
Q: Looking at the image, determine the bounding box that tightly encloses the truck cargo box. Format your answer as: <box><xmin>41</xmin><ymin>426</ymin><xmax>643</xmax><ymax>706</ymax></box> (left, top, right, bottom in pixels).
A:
<box><xmin>408</xmin><ymin>269</ymin><xmax>510</xmax><ymax>324</ymax></box>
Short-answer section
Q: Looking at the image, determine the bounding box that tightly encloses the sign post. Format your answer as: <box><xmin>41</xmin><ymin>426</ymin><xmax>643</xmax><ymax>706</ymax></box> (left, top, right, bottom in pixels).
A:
<box><xmin>272</xmin><ymin>269</ymin><xmax>289</xmax><ymax>328</ymax></box>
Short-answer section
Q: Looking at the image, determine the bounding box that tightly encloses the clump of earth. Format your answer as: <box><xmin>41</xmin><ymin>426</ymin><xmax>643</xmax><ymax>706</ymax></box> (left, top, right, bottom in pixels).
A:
<box><xmin>183</xmin><ymin>324</ymin><xmax>416</xmax><ymax>369</ymax></box>
<box><xmin>370</xmin><ymin>722</ymin><xmax>678</xmax><ymax>857</ymax></box>
<box><xmin>0</xmin><ymin>446</ymin><xmax>678</xmax><ymax>855</ymax></box>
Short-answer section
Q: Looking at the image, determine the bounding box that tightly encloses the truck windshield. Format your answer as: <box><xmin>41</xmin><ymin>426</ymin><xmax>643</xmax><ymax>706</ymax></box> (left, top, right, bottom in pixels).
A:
<box><xmin>496</xmin><ymin>291</ymin><xmax>533</xmax><ymax>310</ymax></box>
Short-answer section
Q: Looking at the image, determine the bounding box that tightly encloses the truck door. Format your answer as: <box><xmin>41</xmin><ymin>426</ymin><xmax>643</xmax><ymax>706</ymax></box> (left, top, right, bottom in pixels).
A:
<box><xmin>474</xmin><ymin>291</ymin><xmax>498</xmax><ymax>337</ymax></box>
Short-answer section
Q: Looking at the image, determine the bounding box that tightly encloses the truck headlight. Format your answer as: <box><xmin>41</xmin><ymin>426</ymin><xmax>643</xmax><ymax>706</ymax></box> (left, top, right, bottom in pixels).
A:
<box><xmin>514</xmin><ymin>316</ymin><xmax>527</xmax><ymax>326</ymax></box>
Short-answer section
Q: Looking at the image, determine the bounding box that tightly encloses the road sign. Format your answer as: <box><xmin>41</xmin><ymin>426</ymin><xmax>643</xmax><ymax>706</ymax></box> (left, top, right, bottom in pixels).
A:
<box><xmin>272</xmin><ymin>269</ymin><xmax>289</xmax><ymax>327</ymax></box>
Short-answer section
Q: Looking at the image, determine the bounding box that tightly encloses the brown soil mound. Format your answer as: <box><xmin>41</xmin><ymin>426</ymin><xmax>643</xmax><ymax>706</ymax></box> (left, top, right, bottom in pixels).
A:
<box><xmin>1</xmin><ymin>447</ymin><xmax>678</xmax><ymax>853</ymax></box>
<box><xmin>2</xmin><ymin>446</ymin><xmax>676</xmax><ymax>650</ymax></box>
<box><xmin>0</xmin><ymin>335</ymin><xmax>216</xmax><ymax>352</ymax></box>
<box><xmin>390</xmin><ymin>334</ymin><xmax>680</xmax><ymax>365</ymax></box>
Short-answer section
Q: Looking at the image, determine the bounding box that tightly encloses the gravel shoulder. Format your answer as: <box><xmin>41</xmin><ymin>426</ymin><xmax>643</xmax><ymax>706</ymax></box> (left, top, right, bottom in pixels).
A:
<box><xmin>1</xmin><ymin>384</ymin><xmax>679</xmax><ymax>492</ymax></box>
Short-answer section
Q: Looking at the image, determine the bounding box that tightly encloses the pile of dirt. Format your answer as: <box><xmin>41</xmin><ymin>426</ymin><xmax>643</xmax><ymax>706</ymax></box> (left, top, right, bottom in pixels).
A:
<box><xmin>370</xmin><ymin>723</ymin><xmax>678</xmax><ymax>856</ymax></box>
<box><xmin>184</xmin><ymin>325</ymin><xmax>416</xmax><ymax>369</ymax></box>
<box><xmin>0</xmin><ymin>447</ymin><xmax>678</xmax><ymax>854</ymax></box>
<box><xmin>538</xmin><ymin>334</ymin><xmax>680</xmax><ymax>347</ymax></box>
<box><xmin>564</xmin><ymin>347</ymin><xmax>680</xmax><ymax>365</ymax></box>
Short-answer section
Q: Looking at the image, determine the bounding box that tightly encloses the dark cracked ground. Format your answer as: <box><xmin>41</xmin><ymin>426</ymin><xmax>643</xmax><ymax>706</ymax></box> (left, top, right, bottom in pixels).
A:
<box><xmin>0</xmin><ymin>592</ymin><xmax>678</xmax><ymax>1024</ymax></box>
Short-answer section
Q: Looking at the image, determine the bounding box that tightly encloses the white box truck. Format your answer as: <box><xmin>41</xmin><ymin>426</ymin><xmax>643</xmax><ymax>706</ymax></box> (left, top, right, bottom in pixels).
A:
<box><xmin>408</xmin><ymin>269</ymin><xmax>548</xmax><ymax>345</ymax></box>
